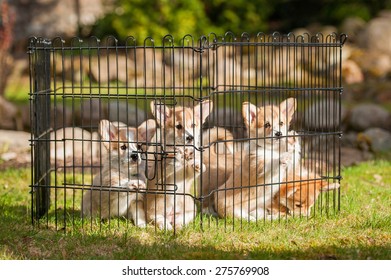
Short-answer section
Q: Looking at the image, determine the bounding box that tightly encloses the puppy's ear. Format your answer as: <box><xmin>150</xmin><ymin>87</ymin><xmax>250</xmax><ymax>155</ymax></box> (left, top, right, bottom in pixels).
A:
<box><xmin>138</xmin><ymin>119</ymin><xmax>157</xmax><ymax>143</ymax></box>
<box><xmin>285</xmin><ymin>184</ymin><xmax>298</xmax><ymax>198</ymax></box>
<box><xmin>122</xmin><ymin>127</ymin><xmax>137</xmax><ymax>143</ymax></box>
<box><xmin>280</xmin><ymin>98</ymin><xmax>297</xmax><ymax>125</ymax></box>
<box><xmin>99</xmin><ymin>119</ymin><xmax>119</xmax><ymax>150</ymax></box>
<box><xmin>194</xmin><ymin>100</ymin><xmax>213</xmax><ymax>125</ymax></box>
<box><xmin>151</xmin><ymin>100</ymin><xmax>171</xmax><ymax>127</ymax></box>
<box><xmin>242</xmin><ymin>102</ymin><xmax>258</xmax><ymax>128</ymax></box>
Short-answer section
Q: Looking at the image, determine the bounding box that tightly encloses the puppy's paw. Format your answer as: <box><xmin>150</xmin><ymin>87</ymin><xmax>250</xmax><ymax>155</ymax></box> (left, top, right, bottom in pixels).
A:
<box><xmin>156</xmin><ymin>220</ymin><xmax>173</xmax><ymax>231</ymax></box>
<box><xmin>174</xmin><ymin>147</ymin><xmax>188</xmax><ymax>165</ymax></box>
<box><xmin>246</xmin><ymin>214</ymin><xmax>257</xmax><ymax>222</ymax></box>
<box><xmin>127</xmin><ymin>180</ymin><xmax>146</xmax><ymax>190</ymax></box>
<box><xmin>135</xmin><ymin>219</ymin><xmax>147</xmax><ymax>228</ymax></box>
<box><xmin>137</xmin><ymin>182</ymin><xmax>146</xmax><ymax>190</ymax></box>
<box><xmin>192</xmin><ymin>161</ymin><xmax>206</xmax><ymax>173</ymax></box>
<box><xmin>280</xmin><ymin>152</ymin><xmax>292</xmax><ymax>166</ymax></box>
<box><xmin>184</xmin><ymin>148</ymin><xmax>194</xmax><ymax>161</ymax></box>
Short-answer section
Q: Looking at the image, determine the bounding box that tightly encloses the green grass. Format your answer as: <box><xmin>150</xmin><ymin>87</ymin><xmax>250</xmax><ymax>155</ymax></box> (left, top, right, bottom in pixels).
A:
<box><xmin>0</xmin><ymin>161</ymin><xmax>390</xmax><ymax>260</ymax></box>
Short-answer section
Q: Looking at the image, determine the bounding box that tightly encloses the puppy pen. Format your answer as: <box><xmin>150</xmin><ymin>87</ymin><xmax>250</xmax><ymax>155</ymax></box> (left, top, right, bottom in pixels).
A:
<box><xmin>29</xmin><ymin>32</ymin><xmax>346</xmax><ymax>232</ymax></box>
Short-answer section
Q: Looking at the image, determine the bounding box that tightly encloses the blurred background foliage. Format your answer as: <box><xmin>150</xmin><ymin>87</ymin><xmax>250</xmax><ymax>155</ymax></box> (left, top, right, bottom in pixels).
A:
<box><xmin>91</xmin><ymin>0</ymin><xmax>391</xmax><ymax>41</ymax></box>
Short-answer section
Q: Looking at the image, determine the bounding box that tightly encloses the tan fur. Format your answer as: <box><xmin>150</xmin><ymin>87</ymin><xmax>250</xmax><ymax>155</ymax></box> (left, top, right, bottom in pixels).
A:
<box><xmin>50</xmin><ymin>127</ymin><xmax>93</xmax><ymax>167</ymax></box>
<box><xmin>214</xmin><ymin>98</ymin><xmax>297</xmax><ymax>220</ymax></box>
<box><xmin>270</xmin><ymin>172</ymin><xmax>340</xmax><ymax>217</ymax></box>
<box><xmin>199</xmin><ymin>127</ymin><xmax>241</xmax><ymax>215</ymax></box>
<box><xmin>146</xmin><ymin>100</ymin><xmax>212</xmax><ymax>230</ymax></box>
<box><xmin>81</xmin><ymin>119</ymin><xmax>156</xmax><ymax>227</ymax></box>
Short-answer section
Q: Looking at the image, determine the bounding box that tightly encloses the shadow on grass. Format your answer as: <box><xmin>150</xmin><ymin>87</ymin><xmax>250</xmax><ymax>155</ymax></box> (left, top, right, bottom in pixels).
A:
<box><xmin>1</xmin><ymin>204</ymin><xmax>391</xmax><ymax>260</ymax></box>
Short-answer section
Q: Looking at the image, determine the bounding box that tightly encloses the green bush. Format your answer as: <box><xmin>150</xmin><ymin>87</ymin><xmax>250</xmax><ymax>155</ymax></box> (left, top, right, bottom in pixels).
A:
<box><xmin>92</xmin><ymin>0</ymin><xmax>274</xmax><ymax>42</ymax></box>
<box><xmin>91</xmin><ymin>0</ymin><xmax>391</xmax><ymax>42</ymax></box>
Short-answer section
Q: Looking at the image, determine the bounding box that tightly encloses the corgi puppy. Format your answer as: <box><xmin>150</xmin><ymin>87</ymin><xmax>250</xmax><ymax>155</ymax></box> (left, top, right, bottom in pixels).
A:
<box><xmin>82</xmin><ymin>119</ymin><xmax>156</xmax><ymax>227</ymax></box>
<box><xmin>146</xmin><ymin>99</ymin><xmax>212</xmax><ymax>230</ymax></box>
<box><xmin>199</xmin><ymin>126</ymin><xmax>239</xmax><ymax>216</ymax></box>
<box><xmin>214</xmin><ymin>98</ymin><xmax>297</xmax><ymax>221</ymax></box>
<box><xmin>270</xmin><ymin>172</ymin><xmax>340</xmax><ymax>217</ymax></box>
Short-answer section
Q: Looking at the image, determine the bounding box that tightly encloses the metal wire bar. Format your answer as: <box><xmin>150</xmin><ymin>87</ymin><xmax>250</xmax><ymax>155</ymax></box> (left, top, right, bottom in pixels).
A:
<box><xmin>29</xmin><ymin>33</ymin><xmax>345</xmax><ymax>233</ymax></box>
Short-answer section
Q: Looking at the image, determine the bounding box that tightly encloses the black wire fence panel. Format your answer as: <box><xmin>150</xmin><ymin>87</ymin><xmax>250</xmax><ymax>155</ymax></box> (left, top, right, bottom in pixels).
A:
<box><xmin>29</xmin><ymin>33</ymin><xmax>346</xmax><ymax>232</ymax></box>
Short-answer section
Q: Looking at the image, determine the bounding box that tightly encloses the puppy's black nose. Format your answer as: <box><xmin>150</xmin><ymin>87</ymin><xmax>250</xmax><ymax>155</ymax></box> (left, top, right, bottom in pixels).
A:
<box><xmin>275</xmin><ymin>131</ymin><xmax>282</xmax><ymax>138</ymax></box>
<box><xmin>186</xmin><ymin>135</ymin><xmax>194</xmax><ymax>143</ymax></box>
<box><xmin>130</xmin><ymin>152</ymin><xmax>139</xmax><ymax>162</ymax></box>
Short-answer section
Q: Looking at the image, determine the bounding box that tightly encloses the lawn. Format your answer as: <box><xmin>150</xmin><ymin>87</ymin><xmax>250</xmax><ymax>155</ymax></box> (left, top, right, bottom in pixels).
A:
<box><xmin>0</xmin><ymin>160</ymin><xmax>390</xmax><ymax>260</ymax></box>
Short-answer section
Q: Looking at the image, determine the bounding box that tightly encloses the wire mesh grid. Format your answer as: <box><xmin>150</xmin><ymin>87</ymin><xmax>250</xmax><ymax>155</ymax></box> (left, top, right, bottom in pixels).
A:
<box><xmin>29</xmin><ymin>32</ymin><xmax>346</xmax><ymax>232</ymax></box>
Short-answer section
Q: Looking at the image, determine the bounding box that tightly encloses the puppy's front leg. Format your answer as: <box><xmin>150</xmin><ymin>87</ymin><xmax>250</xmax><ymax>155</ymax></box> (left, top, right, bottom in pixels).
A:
<box><xmin>164</xmin><ymin>147</ymin><xmax>185</xmax><ymax>176</ymax></box>
<box><xmin>279</xmin><ymin>151</ymin><xmax>292</xmax><ymax>181</ymax></box>
<box><xmin>184</xmin><ymin>148</ymin><xmax>206</xmax><ymax>173</ymax></box>
<box><xmin>126</xmin><ymin>179</ymin><xmax>146</xmax><ymax>190</ymax></box>
<box><xmin>128</xmin><ymin>199</ymin><xmax>147</xmax><ymax>228</ymax></box>
<box><xmin>155</xmin><ymin>214</ymin><xmax>174</xmax><ymax>230</ymax></box>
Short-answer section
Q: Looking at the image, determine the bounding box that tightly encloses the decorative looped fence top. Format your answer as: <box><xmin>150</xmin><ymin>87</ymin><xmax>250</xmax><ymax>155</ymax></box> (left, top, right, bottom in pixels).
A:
<box><xmin>28</xmin><ymin>32</ymin><xmax>348</xmax><ymax>51</ymax></box>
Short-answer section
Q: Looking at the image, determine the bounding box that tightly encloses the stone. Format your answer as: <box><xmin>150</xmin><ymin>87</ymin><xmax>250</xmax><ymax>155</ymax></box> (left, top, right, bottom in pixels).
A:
<box><xmin>88</xmin><ymin>54</ymin><xmax>130</xmax><ymax>84</ymax></box>
<box><xmin>354</xmin><ymin>12</ymin><xmax>391</xmax><ymax>79</ymax></box>
<box><xmin>108</xmin><ymin>102</ymin><xmax>148</xmax><ymax>127</ymax></box>
<box><xmin>340</xmin><ymin>147</ymin><xmax>373</xmax><ymax>167</ymax></box>
<box><xmin>1</xmin><ymin>152</ymin><xmax>17</xmax><ymax>161</ymax></box>
<box><xmin>74</xmin><ymin>99</ymin><xmax>108</xmax><ymax>128</ymax></box>
<box><xmin>0</xmin><ymin>96</ymin><xmax>18</xmax><ymax>130</ymax></box>
<box><xmin>358</xmin><ymin>11</ymin><xmax>391</xmax><ymax>56</ymax></box>
<box><xmin>359</xmin><ymin>128</ymin><xmax>391</xmax><ymax>153</ymax></box>
<box><xmin>11</xmin><ymin>0</ymin><xmax>111</xmax><ymax>50</ymax></box>
<box><xmin>348</xmin><ymin>103</ymin><xmax>391</xmax><ymax>131</ymax></box>
<box><xmin>341</xmin><ymin>131</ymin><xmax>358</xmax><ymax>148</ymax></box>
<box><xmin>0</xmin><ymin>129</ymin><xmax>30</xmax><ymax>153</ymax></box>
<box><xmin>302</xmin><ymin>99</ymin><xmax>347</xmax><ymax>131</ymax></box>
<box><xmin>356</xmin><ymin>52</ymin><xmax>391</xmax><ymax>79</ymax></box>
<box><xmin>339</xmin><ymin>17</ymin><xmax>366</xmax><ymax>44</ymax></box>
<box><xmin>342</xmin><ymin>60</ymin><xmax>364</xmax><ymax>84</ymax></box>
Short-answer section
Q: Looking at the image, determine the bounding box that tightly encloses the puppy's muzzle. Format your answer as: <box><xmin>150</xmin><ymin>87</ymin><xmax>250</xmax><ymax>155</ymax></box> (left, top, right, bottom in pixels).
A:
<box><xmin>186</xmin><ymin>135</ymin><xmax>194</xmax><ymax>143</ymax></box>
<box><xmin>130</xmin><ymin>151</ymin><xmax>139</xmax><ymax>162</ymax></box>
<box><xmin>185</xmin><ymin>130</ymin><xmax>194</xmax><ymax>143</ymax></box>
<box><xmin>275</xmin><ymin>131</ymin><xmax>282</xmax><ymax>138</ymax></box>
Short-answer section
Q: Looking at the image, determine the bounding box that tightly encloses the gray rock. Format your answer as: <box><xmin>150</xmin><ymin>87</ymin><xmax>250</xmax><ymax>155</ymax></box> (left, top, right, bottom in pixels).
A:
<box><xmin>75</xmin><ymin>99</ymin><xmax>108</xmax><ymax>128</ymax></box>
<box><xmin>339</xmin><ymin>17</ymin><xmax>366</xmax><ymax>43</ymax></box>
<box><xmin>342</xmin><ymin>60</ymin><xmax>364</xmax><ymax>84</ymax></box>
<box><xmin>348</xmin><ymin>103</ymin><xmax>391</xmax><ymax>131</ymax></box>
<box><xmin>341</xmin><ymin>131</ymin><xmax>358</xmax><ymax>148</ymax></box>
<box><xmin>358</xmin><ymin>11</ymin><xmax>391</xmax><ymax>56</ymax></box>
<box><xmin>302</xmin><ymin>99</ymin><xmax>347</xmax><ymax>131</ymax></box>
<box><xmin>108</xmin><ymin>102</ymin><xmax>148</xmax><ymax>127</ymax></box>
<box><xmin>359</xmin><ymin>127</ymin><xmax>391</xmax><ymax>153</ymax></box>
<box><xmin>89</xmin><ymin>55</ymin><xmax>130</xmax><ymax>84</ymax></box>
<box><xmin>0</xmin><ymin>96</ymin><xmax>18</xmax><ymax>130</ymax></box>
<box><xmin>11</xmin><ymin>0</ymin><xmax>110</xmax><ymax>46</ymax></box>
<box><xmin>340</xmin><ymin>147</ymin><xmax>373</xmax><ymax>167</ymax></box>
<box><xmin>0</xmin><ymin>129</ymin><xmax>31</xmax><ymax>153</ymax></box>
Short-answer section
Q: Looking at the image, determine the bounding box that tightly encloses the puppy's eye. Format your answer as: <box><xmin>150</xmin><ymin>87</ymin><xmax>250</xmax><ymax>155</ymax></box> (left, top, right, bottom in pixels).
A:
<box><xmin>280</xmin><ymin>121</ymin><xmax>284</xmax><ymax>126</ymax></box>
<box><xmin>264</xmin><ymin>122</ymin><xmax>271</xmax><ymax>128</ymax></box>
<box><xmin>176</xmin><ymin>124</ymin><xmax>183</xmax><ymax>130</ymax></box>
<box><xmin>191</xmin><ymin>123</ymin><xmax>196</xmax><ymax>128</ymax></box>
<box><xmin>295</xmin><ymin>203</ymin><xmax>302</xmax><ymax>208</ymax></box>
<box><xmin>120</xmin><ymin>144</ymin><xmax>127</xmax><ymax>151</ymax></box>
<box><xmin>137</xmin><ymin>144</ymin><xmax>143</xmax><ymax>151</ymax></box>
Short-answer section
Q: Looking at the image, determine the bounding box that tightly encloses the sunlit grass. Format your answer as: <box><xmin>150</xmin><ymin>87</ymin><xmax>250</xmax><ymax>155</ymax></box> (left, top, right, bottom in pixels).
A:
<box><xmin>0</xmin><ymin>160</ymin><xmax>391</xmax><ymax>259</ymax></box>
